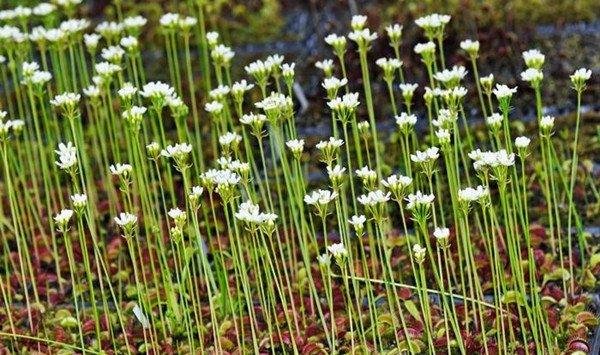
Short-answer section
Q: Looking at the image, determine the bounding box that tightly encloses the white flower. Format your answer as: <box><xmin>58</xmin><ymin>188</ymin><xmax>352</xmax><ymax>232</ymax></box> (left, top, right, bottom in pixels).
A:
<box><xmin>84</xmin><ymin>33</ymin><xmax>101</xmax><ymax>49</ymax></box>
<box><xmin>54</xmin><ymin>209</ymin><xmax>73</xmax><ymax>226</ymax></box>
<box><xmin>355</xmin><ymin>165</ymin><xmax>377</xmax><ymax>180</ymax></box>
<box><xmin>570</xmin><ymin>68</ymin><xmax>592</xmax><ymax>82</ymax></box>
<box><xmin>399</xmin><ymin>83</ymin><xmax>419</xmax><ymax>97</ymax></box>
<box><xmin>434</xmin><ymin>66</ymin><xmax>468</xmax><ymax>85</ymax></box>
<box><xmin>206</xmin><ymin>31</ymin><xmax>219</xmax><ymax>46</ymax></box>
<box><xmin>118</xmin><ymin>83</ymin><xmax>138</xmax><ymax>99</ymax></box>
<box><xmin>327</xmin><ymin>243</ymin><xmax>348</xmax><ymax>258</ymax></box>
<box><xmin>316</xmin><ymin>137</ymin><xmax>344</xmax><ymax>150</ymax></box>
<box><xmin>515</xmin><ymin>136</ymin><xmax>531</xmax><ymax>149</ymax></box>
<box><xmin>540</xmin><ymin>115</ymin><xmax>555</xmax><ymax>131</ymax></box>
<box><xmin>50</xmin><ymin>92</ymin><xmax>81</xmax><ymax>109</ymax></box>
<box><xmin>245</xmin><ymin>59</ymin><xmax>270</xmax><ymax>77</ymax></box>
<box><xmin>205</xmin><ymin>100</ymin><xmax>224</xmax><ymax>114</ymax></box>
<box><xmin>520</xmin><ymin>68</ymin><xmax>543</xmax><ymax>83</ymax></box>
<box><xmin>522</xmin><ymin>49</ymin><xmax>545</xmax><ymax>69</ymax></box>
<box><xmin>436</xmin><ymin>129</ymin><xmax>451</xmax><ymax>144</ymax></box>
<box><xmin>218</xmin><ymin>132</ymin><xmax>242</xmax><ymax>147</ymax></box>
<box><xmin>209</xmin><ymin>85</ymin><xmax>231</xmax><ymax>100</ymax></box>
<box><xmin>110</xmin><ymin>163</ymin><xmax>133</xmax><ymax>176</ymax></box>
<box><xmin>348</xmin><ymin>215</ymin><xmax>367</xmax><ymax>231</ymax></box>
<box><xmin>413</xmin><ymin>243</ymin><xmax>427</xmax><ymax>262</ymax></box>
<box><xmin>101</xmin><ymin>46</ymin><xmax>125</xmax><ymax>63</ymax></box>
<box><xmin>381</xmin><ymin>174</ymin><xmax>412</xmax><ymax>191</ymax></box>
<box><xmin>265</xmin><ymin>54</ymin><xmax>285</xmax><ymax>71</ymax></box>
<box><xmin>22</xmin><ymin>62</ymin><xmax>40</xmax><ymax>78</ymax></box>
<box><xmin>140</xmin><ymin>81</ymin><xmax>176</xmax><ymax>102</ymax></box>
<box><xmin>571</xmin><ymin>68</ymin><xmax>592</xmax><ymax>90</ymax></box>
<box><xmin>376</xmin><ymin>57</ymin><xmax>403</xmax><ymax>72</ymax></box>
<box><xmin>415</xmin><ymin>13</ymin><xmax>451</xmax><ymax>30</ymax></box>
<box><xmin>27</xmin><ymin>70</ymin><xmax>52</xmax><ymax>86</ymax></box>
<box><xmin>414</xmin><ymin>41</ymin><xmax>436</xmax><ymax>54</ymax></box>
<box><xmin>433</xmin><ymin>227</ymin><xmax>450</xmax><ymax>240</ymax></box>
<box><xmin>304</xmin><ymin>189</ymin><xmax>338</xmax><ymax>206</ymax></box>
<box><xmin>486</xmin><ymin>113</ymin><xmax>503</xmax><ymax>130</ymax></box>
<box><xmin>351</xmin><ymin>15</ymin><xmax>368</xmax><ymax>30</ymax></box>
<box><xmin>120</xmin><ymin>36</ymin><xmax>138</xmax><ymax>50</ymax></box>
<box><xmin>95</xmin><ymin>61</ymin><xmax>121</xmax><ymax>77</ymax></box>
<box><xmin>395</xmin><ymin>112</ymin><xmax>417</xmax><ymax>131</ymax></box>
<box><xmin>161</xmin><ymin>143</ymin><xmax>193</xmax><ymax>159</ymax></box>
<box><xmin>240</xmin><ymin>112</ymin><xmax>266</xmax><ymax>126</ymax></box>
<box><xmin>495</xmin><ymin>149</ymin><xmax>515</xmax><ymax>167</ymax></box>
<box><xmin>432</xmin><ymin>108</ymin><xmax>457</xmax><ymax>128</ymax></box>
<box><xmin>348</xmin><ymin>29</ymin><xmax>378</xmax><ymax>46</ymax></box>
<box><xmin>168</xmin><ymin>207</ymin><xmax>186</xmax><ymax>221</ymax></box>
<box><xmin>411</xmin><ymin>146</ymin><xmax>439</xmax><ymax>163</ymax></box>
<box><xmin>315</xmin><ymin>59</ymin><xmax>334</xmax><ymax>73</ymax></box>
<box><xmin>405</xmin><ymin>191</ymin><xmax>435</xmax><ymax>210</ymax></box>
<box><xmin>457</xmin><ymin>185</ymin><xmax>489</xmax><ymax>203</ymax></box>
<box><xmin>286</xmin><ymin>139</ymin><xmax>305</xmax><ymax>155</ymax></box>
<box><xmin>460</xmin><ymin>39</ymin><xmax>480</xmax><ymax>54</ymax></box>
<box><xmin>211</xmin><ymin>45</ymin><xmax>235</xmax><ymax>65</ymax></box>
<box><xmin>357</xmin><ymin>190</ymin><xmax>391</xmax><ymax>206</ymax></box>
<box><xmin>33</xmin><ymin>3</ymin><xmax>56</xmax><ymax>16</ymax></box>
<box><xmin>123</xmin><ymin>15</ymin><xmax>147</xmax><ymax>30</ymax></box>
<box><xmin>114</xmin><ymin>212</ymin><xmax>137</xmax><ymax>228</ymax></box>
<box><xmin>492</xmin><ymin>84</ymin><xmax>517</xmax><ymax>99</ymax></box>
<box><xmin>386</xmin><ymin>24</ymin><xmax>403</xmax><ymax>43</ymax></box>
<box><xmin>55</xmin><ymin>142</ymin><xmax>77</xmax><ymax>170</ymax></box>
<box><xmin>322</xmin><ymin>76</ymin><xmax>348</xmax><ymax>91</ymax></box>
<box><xmin>70</xmin><ymin>193</ymin><xmax>87</xmax><ymax>209</ymax></box>
<box><xmin>160</xmin><ymin>13</ymin><xmax>181</xmax><ymax>29</ymax></box>
<box><xmin>189</xmin><ymin>186</ymin><xmax>204</xmax><ymax>201</ymax></box>
<box><xmin>231</xmin><ymin>80</ymin><xmax>254</xmax><ymax>97</ymax></box>
<box><xmin>324</xmin><ymin>33</ymin><xmax>346</xmax><ymax>49</ymax></box>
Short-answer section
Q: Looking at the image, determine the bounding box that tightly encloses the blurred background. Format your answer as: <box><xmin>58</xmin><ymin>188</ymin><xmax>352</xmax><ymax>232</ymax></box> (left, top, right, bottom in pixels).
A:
<box><xmin>5</xmin><ymin>0</ymin><xmax>599</xmax><ymax>134</ymax></box>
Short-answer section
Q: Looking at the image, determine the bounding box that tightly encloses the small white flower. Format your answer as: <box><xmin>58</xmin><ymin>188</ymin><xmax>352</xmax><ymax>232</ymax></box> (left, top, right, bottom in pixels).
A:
<box><xmin>70</xmin><ymin>193</ymin><xmax>87</xmax><ymax>209</ymax></box>
<box><xmin>414</xmin><ymin>41</ymin><xmax>435</xmax><ymax>56</ymax></box>
<box><xmin>286</xmin><ymin>139</ymin><xmax>305</xmax><ymax>155</ymax></box>
<box><xmin>399</xmin><ymin>83</ymin><xmax>419</xmax><ymax>97</ymax></box>
<box><xmin>54</xmin><ymin>209</ymin><xmax>74</xmax><ymax>227</ymax></box>
<box><xmin>348</xmin><ymin>29</ymin><xmax>378</xmax><ymax>46</ymax></box>
<box><xmin>110</xmin><ymin>163</ymin><xmax>133</xmax><ymax>176</ymax></box>
<box><xmin>327</xmin><ymin>242</ymin><xmax>348</xmax><ymax>258</ymax></box>
<box><xmin>540</xmin><ymin>115</ymin><xmax>555</xmax><ymax>131</ymax></box>
<box><xmin>520</xmin><ymin>68</ymin><xmax>543</xmax><ymax>83</ymax></box>
<box><xmin>114</xmin><ymin>212</ymin><xmax>137</xmax><ymax>228</ymax></box>
<box><xmin>357</xmin><ymin>190</ymin><xmax>391</xmax><ymax>206</ymax></box>
<box><xmin>123</xmin><ymin>15</ymin><xmax>147</xmax><ymax>30</ymax></box>
<box><xmin>460</xmin><ymin>39</ymin><xmax>480</xmax><ymax>55</ymax></box>
<box><xmin>395</xmin><ymin>112</ymin><xmax>417</xmax><ymax>132</ymax></box>
<box><xmin>405</xmin><ymin>191</ymin><xmax>435</xmax><ymax>210</ymax></box>
<box><xmin>351</xmin><ymin>15</ymin><xmax>368</xmax><ymax>30</ymax></box>
<box><xmin>486</xmin><ymin>113</ymin><xmax>503</xmax><ymax>130</ymax></box>
<box><xmin>101</xmin><ymin>45</ymin><xmax>125</xmax><ymax>63</ymax></box>
<box><xmin>492</xmin><ymin>84</ymin><xmax>517</xmax><ymax>100</ymax></box>
<box><xmin>433</xmin><ymin>227</ymin><xmax>450</xmax><ymax>240</ymax></box>
<box><xmin>315</xmin><ymin>59</ymin><xmax>334</xmax><ymax>73</ymax></box>
<box><xmin>413</xmin><ymin>243</ymin><xmax>427</xmax><ymax>262</ymax></box>
<box><xmin>522</xmin><ymin>49</ymin><xmax>545</xmax><ymax>69</ymax></box>
<box><xmin>55</xmin><ymin>142</ymin><xmax>77</xmax><ymax>170</ymax></box>
<box><xmin>348</xmin><ymin>215</ymin><xmax>367</xmax><ymax>232</ymax></box>
<box><xmin>322</xmin><ymin>76</ymin><xmax>348</xmax><ymax>91</ymax></box>
<box><xmin>304</xmin><ymin>189</ymin><xmax>338</xmax><ymax>206</ymax></box>
<box><xmin>411</xmin><ymin>146</ymin><xmax>439</xmax><ymax>163</ymax></box>
<box><xmin>515</xmin><ymin>136</ymin><xmax>531</xmax><ymax>149</ymax></box>
<box><xmin>84</xmin><ymin>33</ymin><xmax>101</xmax><ymax>49</ymax></box>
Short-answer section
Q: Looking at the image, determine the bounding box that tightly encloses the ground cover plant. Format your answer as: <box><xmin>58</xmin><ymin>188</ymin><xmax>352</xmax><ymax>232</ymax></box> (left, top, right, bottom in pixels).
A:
<box><xmin>0</xmin><ymin>1</ymin><xmax>599</xmax><ymax>354</ymax></box>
